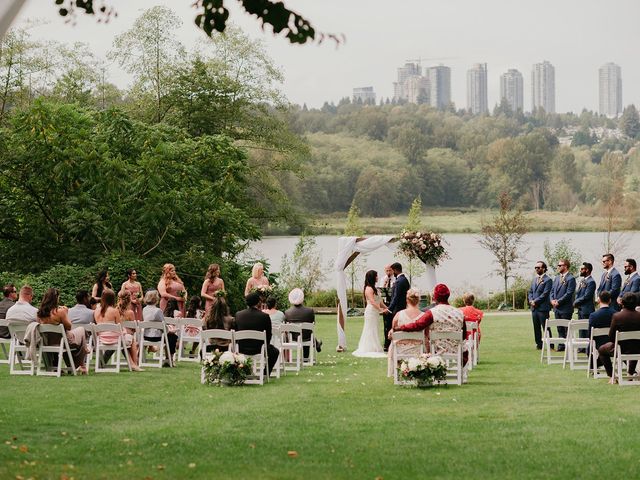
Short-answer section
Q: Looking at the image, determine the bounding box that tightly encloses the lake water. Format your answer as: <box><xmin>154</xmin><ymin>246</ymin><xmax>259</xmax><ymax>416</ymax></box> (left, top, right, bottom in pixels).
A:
<box><xmin>245</xmin><ymin>232</ymin><xmax>639</xmax><ymax>296</ymax></box>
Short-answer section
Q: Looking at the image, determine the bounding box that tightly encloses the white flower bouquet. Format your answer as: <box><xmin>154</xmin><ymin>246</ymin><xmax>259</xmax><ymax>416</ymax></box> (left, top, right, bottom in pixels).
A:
<box><xmin>202</xmin><ymin>349</ymin><xmax>253</xmax><ymax>386</ymax></box>
<box><xmin>398</xmin><ymin>230</ymin><xmax>449</xmax><ymax>266</ymax></box>
<box><xmin>398</xmin><ymin>353</ymin><xmax>447</xmax><ymax>387</ymax></box>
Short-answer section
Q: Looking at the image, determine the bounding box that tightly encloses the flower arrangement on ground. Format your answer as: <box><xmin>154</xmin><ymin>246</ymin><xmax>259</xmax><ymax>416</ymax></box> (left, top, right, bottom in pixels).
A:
<box><xmin>398</xmin><ymin>353</ymin><xmax>447</xmax><ymax>387</ymax></box>
<box><xmin>398</xmin><ymin>230</ymin><xmax>449</xmax><ymax>266</ymax></box>
<box><xmin>202</xmin><ymin>349</ymin><xmax>253</xmax><ymax>386</ymax></box>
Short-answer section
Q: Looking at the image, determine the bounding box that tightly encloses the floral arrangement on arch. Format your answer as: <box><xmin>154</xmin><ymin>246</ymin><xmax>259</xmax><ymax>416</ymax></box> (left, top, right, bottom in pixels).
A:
<box><xmin>202</xmin><ymin>350</ymin><xmax>253</xmax><ymax>386</ymax></box>
<box><xmin>398</xmin><ymin>354</ymin><xmax>447</xmax><ymax>387</ymax></box>
<box><xmin>398</xmin><ymin>230</ymin><xmax>449</xmax><ymax>266</ymax></box>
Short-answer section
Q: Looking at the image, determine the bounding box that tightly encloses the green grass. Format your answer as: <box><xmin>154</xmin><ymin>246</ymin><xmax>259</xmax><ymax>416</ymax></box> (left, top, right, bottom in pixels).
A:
<box><xmin>305</xmin><ymin>209</ymin><xmax>621</xmax><ymax>234</ymax></box>
<box><xmin>1</xmin><ymin>314</ymin><xmax>640</xmax><ymax>479</ymax></box>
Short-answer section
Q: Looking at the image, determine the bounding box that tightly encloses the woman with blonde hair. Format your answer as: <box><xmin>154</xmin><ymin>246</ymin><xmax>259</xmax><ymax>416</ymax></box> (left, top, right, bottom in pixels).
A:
<box><xmin>201</xmin><ymin>263</ymin><xmax>225</xmax><ymax>314</ymax></box>
<box><xmin>387</xmin><ymin>288</ymin><xmax>424</xmax><ymax>377</ymax></box>
<box><xmin>158</xmin><ymin>263</ymin><xmax>186</xmax><ymax>317</ymax></box>
<box><xmin>94</xmin><ymin>289</ymin><xmax>142</xmax><ymax>371</ymax></box>
<box><xmin>116</xmin><ymin>291</ymin><xmax>141</xmax><ymax>370</ymax></box>
<box><xmin>244</xmin><ymin>262</ymin><xmax>269</xmax><ymax>296</ymax></box>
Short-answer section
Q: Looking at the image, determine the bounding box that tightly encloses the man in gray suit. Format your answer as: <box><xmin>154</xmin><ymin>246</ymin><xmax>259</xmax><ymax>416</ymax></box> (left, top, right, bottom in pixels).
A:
<box><xmin>284</xmin><ymin>288</ymin><xmax>322</xmax><ymax>359</ymax></box>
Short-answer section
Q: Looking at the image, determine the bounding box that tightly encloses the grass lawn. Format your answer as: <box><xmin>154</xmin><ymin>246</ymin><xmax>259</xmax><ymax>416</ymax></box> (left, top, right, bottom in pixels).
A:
<box><xmin>1</xmin><ymin>313</ymin><xmax>640</xmax><ymax>479</ymax></box>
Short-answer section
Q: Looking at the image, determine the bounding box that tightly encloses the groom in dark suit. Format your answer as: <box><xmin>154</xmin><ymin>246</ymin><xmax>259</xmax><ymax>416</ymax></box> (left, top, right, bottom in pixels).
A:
<box><xmin>597</xmin><ymin>253</ymin><xmax>622</xmax><ymax>311</ymax></box>
<box><xmin>385</xmin><ymin>262</ymin><xmax>410</xmax><ymax>351</ymax></box>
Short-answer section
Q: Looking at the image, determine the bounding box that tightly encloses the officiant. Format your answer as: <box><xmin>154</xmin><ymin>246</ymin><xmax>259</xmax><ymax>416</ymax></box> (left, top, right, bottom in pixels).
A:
<box><xmin>380</xmin><ymin>264</ymin><xmax>395</xmax><ymax>351</ymax></box>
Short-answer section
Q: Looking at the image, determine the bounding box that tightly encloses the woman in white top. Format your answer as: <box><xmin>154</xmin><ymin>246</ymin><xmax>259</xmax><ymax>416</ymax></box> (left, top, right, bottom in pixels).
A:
<box><xmin>387</xmin><ymin>288</ymin><xmax>424</xmax><ymax>376</ymax></box>
<box><xmin>352</xmin><ymin>270</ymin><xmax>389</xmax><ymax>358</ymax></box>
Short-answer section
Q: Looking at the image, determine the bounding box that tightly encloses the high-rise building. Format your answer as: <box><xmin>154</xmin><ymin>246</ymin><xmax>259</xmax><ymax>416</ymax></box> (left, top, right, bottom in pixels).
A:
<box><xmin>404</xmin><ymin>75</ymin><xmax>430</xmax><ymax>104</ymax></box>
<box><xmin>531</xmin><ymin>61</ymin><xmax>555</xmax><ymax>113</ymax></box>
<box><xmin>426</xmin><ymin>65</ymin><xmax>451</xmax><ymax>110</ymax></box>
<box><xmin>599</xmin><ymin>63</ymin><xmax>622</xmax><ymax>118</ymax></box>
<box><xmin>500</xmin><ymin>69</ymin><xmax>524</xmax><ymax>112</ymax></box>
<box><xmin>393</xmin><ymin>62</ymin><xmax>421</xmax><ymax>101</ymax></box>
<box><xmin>467</xmin><ymin>63</ymin><xmax>488</xmax><ymax>114</ymax></box>
<box><xmin>353</xmin><ymin>86</ymin><xmax>376</xmax><ymax>104</ymax></box>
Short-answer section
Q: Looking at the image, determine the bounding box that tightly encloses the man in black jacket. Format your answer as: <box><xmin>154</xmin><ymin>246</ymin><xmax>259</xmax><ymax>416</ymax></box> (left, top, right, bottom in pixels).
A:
<box><xmin>386</xmin><ymin>262</ymin><xmax>410</xmax><ymax>351</ymax></box>
<box><xmin>235</xmin><ymin>292</ymin><xmax>279</xmax><ymax>375</ymax></box>
<box><xmin>284</xmin><ymin>287</ymin><xmax>322</xmax><ymax>360</ymax></box>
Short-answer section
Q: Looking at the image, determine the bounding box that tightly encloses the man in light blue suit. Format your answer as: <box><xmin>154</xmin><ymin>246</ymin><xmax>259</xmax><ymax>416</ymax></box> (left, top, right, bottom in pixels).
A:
<box><xmin>550</xmin><ymin>258</ymin><xmax>576</xmax><ymax>352</ymax></box>
<box><xmin>618</xmin><ymin>258</ymin><xmax>640</xmax><ymax>308</ymax></box>
<box><xmin>574</xmin><ymin>262</ymin><xmax>596</xmax><ymax>320</ymax></box>
<box><xmin>528</xmin><ymin>261</ymin><xmax>552</xmax><ymax>350</ymax></box>
<box><xmin>597</xmin><ymin>253</ymin><xmax>622</xmax><ymax>311</ymax></box>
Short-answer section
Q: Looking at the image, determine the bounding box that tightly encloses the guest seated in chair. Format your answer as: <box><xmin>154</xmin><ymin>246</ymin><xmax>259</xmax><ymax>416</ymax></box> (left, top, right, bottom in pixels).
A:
<box><xmin>0</xmin><ymin>283</ymin><xmax>17</xmax><ymax>339</ymax></box>
<box><xmin>284</xmin><ymin>288</ymin><xmax>322</xmax><ymax>358</ymax></box>
<box><xmin>387</xmin><ymin>288</ymin><xmax>424</xmax><ymax>377</ymax></box>
<box><xmin>5</xmin><ymin>285</ymin><xmax>38</xmax><ymax>323</ymax></box>
<box><xmin>235</xmin><ymin>292</ymin><xmax>279</xmax><ymax>375</ymax></box>
<box><xmin>391</xmin><ymin>283</ymin><xmax>467</xmax><ymax>363</ymax></box>
<box><xmin>95</xmin><ymin>289</ymin><xmax>141</xmax><ymax>371</ymax></box>
<box><xmin>142</xmin><ymin>290</ymin><xmax>177</xmax><ymax>365</ymax></box>
<box><xmin>597</xmin><ymin>292</ymin><xmax>640</xmax><ymax>383</ymax></box>
<box><xmin>203</xmin><ymin>295</ymin><xmax>235</xmax><ymax>352</ymax></box>
<box><xmin>38</xmin><ymin>288</ymin><xmax>88</xmax><ymax>374</ymax></box>
<box><xmin>459</xmin><ymin>292</ymin><xmax>484</xmax><ymax>343</ymax></box>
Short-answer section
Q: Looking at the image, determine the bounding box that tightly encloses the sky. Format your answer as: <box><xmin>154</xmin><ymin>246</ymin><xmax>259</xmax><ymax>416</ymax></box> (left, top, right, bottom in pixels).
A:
<box><xmin>13</xmin><ymin>0</ymin><xmax>640</xmax><ymax>112</ymax></box>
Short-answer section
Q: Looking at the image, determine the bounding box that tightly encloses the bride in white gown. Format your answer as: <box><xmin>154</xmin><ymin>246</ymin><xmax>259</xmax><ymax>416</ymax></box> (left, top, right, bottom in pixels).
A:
<box><xmin>353</xmin><ymin>270</ymin><xmax>389</xmax><ymax>358</ymax></box>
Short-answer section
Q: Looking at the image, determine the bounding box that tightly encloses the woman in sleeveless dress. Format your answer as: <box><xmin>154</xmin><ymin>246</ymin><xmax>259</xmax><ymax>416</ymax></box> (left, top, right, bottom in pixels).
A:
<box><xmin>201</xmin><ymin>263</ymin><xmax>225</xmax><ymax>314</ymax></box>
<box><xmin>158</xmin><ymin>263</ymin><xmax>186</xmax><ymax>317</ymax></box>
<box><xmin>353</xmin><ymin>270</ymin><xmax>389</xmax><ymax>358</ymax></box>
<box><xmin>387</xmin><ymin>288</ymin><xmax>424</xmax><ymax>376</ymax></box>
<box><xmin>120</xmin><ymin>268</ymin><xmax>143</xmax><ymax>321</ymax></box>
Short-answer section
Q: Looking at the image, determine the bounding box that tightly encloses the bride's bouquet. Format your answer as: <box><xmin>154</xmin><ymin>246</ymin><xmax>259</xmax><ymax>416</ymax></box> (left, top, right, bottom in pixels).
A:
<box><xmin>398</xmin><ymin>230</ymin><xmax>449</xmax><ymax>266</ymax></box>
<box><xmin>398</xmin><ymin>353</ymin><xmax>447</xmax><ymax>387</ymax></box>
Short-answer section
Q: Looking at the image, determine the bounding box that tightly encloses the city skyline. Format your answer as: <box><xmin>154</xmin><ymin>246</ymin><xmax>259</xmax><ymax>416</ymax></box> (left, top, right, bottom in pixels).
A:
<box><xmin>12</xmin><ymin>0</ymin><xmax>640</xmax><ymax>113</ymax></box>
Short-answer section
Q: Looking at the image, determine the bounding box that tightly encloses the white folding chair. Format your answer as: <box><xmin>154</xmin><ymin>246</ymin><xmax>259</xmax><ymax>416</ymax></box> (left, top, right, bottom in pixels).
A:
<box><xmin>0</xmin><ymin>319</ymin><xmax>11</xmax><ymax>364</ymax></box>
<box><xmin>587</xmin><ymin>327</ymin><xmax>610</xmax><ymax>379</ymax></box>
<box><xmin>279</xmin><ymin>323</ymin><xmax>303</xmax><ymax>373</ymax></box>
<box><xmin>563</xmin><ymin>319</ymin><xmax>590</xmax><ymax>370</ymax></box>
<box><xmin>391</xmin><ymin>331</ymin><xmax>425</xmax><ymax>385</ymax></box>
<box><xmin>612</xmin><ymin>331</ymin><xmax>640</xmax><ymax>386</ymax></box>
<box><xmin>8</xmin><ymin>321</ymin><xmax>34</xmax><ymax>375</ymax></box>
<box><xmin>177</xmin><ymin>318</ymin><xmax>202</xmax><ymax>362</ymax></box>
<box><xmin>430</xmin><ymin>330</ymin><xmax>466</xmax><ymax>385</ymax></box>
<box><xmin>464</xmin><ymin>321</ymin><xmax>478</xmax><ymax>370</ymax></box>
<box><xmin>92</xmin><ymin>323</ymin><xmax>132</xmax><ymax>373</ymax></box>
<box><xmin>299</xmin><ymin>322</ymin><xmax>316</xmax><ymax>367</ymax></box>
<box><xmin>200</xmin><ymin>329</ymin><xmax>234</xmax><ymax>384</ymax></box>
<box><xmin>138</xmin><ymin>320</ymin><xmax>173</xmax><ymax>368</ymax></box>
<box><xmin>233</xmin><ymin>330</ymin><xmax>268</xmax><ymax>385</ymax></box>
<box><xmin>540</xmin><ymin>318</ymin><xmax>570</xmax><ymax>364</ymax></box>
<box><xmin>36</xmin><ymin>324</ymin><xmax>77</xmax><ymax>377</ymax></box>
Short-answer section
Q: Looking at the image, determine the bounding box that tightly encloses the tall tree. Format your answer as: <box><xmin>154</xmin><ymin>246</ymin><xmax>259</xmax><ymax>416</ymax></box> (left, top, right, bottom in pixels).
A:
<box><xmin>620</xmin><ymin>104</ymin><xmax>640</xmax><ymax>139</ymax></box>
<box><xmin>478</xmin><ymin>192</ymin><xmax>528</xmax><ymax>305</ymax></box>
<box><xmin>109</xmin><ymin>6</ymin><xmax>185</xmax><ymax>123</ymax></box>
<box><xmin>399</xmin><ymin>196</ymin><xmax>426</xmax><ymax>284</ymax></box>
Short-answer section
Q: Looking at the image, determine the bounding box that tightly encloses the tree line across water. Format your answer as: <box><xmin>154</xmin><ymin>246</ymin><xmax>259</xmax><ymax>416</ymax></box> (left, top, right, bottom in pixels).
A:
<box><xmin>2</xmin><ymin>6</ymin><xmax>640</xmax><ymax>302</ymax></box>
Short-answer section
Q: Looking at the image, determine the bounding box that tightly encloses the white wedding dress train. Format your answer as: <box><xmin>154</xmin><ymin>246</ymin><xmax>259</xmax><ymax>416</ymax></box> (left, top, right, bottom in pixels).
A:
<box><xmin>352</xmin><ymin>295</ymin><xmax>387</xmax><ymax>358</ymax></box>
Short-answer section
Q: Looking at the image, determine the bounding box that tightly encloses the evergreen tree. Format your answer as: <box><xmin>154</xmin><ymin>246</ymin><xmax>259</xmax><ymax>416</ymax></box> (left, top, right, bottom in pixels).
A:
<box><xmin>620</xmin><ymin>104</ymin><xmax>640</xmax><ymax>139</ymax></box>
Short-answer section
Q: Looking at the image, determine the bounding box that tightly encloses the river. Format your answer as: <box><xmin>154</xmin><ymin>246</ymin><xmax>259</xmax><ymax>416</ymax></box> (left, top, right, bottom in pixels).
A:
<box><xmin>245</xmin><ymin>232</ymin><xmax>638</xmax><ymax>296</ymax></box>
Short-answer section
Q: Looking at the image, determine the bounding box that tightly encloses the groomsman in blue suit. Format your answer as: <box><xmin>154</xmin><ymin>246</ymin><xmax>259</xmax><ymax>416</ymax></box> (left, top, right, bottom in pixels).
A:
<box><xmin>574</xmin><ymin>262</ymin><xmax>596</xmax><ymax>320</ymax></box>
<box><xmin>550</xmin><ymin>259</ymin><xmax>576</xmax><ymax>352</ymax></box>
<box><xmin>618</xmin><ymin>259</ymin><xmax>640</xmax><ymax>308</ymax></box>
<box><xmin>597</xmin><ymin>253</ymin><xmax>622</xmax><ymax>311</ymax></box>
<box><xmin>528</xmin><ymin>261</ymin><xmax>552</xmax><ymax>350</ymax></box>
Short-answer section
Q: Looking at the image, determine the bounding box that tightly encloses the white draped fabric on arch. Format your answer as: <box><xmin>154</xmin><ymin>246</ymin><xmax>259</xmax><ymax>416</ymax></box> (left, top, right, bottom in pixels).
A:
<box><xmin>334</xmin><ymin>235</ymin><xmax>396</xmax><ymax>352</ymax></box>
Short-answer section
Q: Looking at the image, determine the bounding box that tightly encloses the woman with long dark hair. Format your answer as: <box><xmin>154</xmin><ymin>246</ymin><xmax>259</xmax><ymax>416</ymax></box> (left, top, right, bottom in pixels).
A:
<box><xmin>91</xmin><ymin>270</ymin><xmax>112</xmax><ymax>301</ymax></box>
<box><xmin>352</xmin><ymin>270</ymin><xmax>389</xmax><ymax>358</ymax></box>
<box><xmin>37</xmin><ymin>288</ymin><xmax>88</xmax><ymax>374</ymax></box>
<box><xmin>203</xmin><ymin>295</ymin><xmax>235</xmax><ymax>351</ymax></box>
<box><xmin>120</xmin><ymin>268</ymin><xmax>143</xmax><ymax>320</ymax></box>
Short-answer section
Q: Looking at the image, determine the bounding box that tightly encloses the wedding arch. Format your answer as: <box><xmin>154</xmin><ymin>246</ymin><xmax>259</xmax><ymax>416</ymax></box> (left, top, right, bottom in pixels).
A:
<box><xmin>334</xmin><ymin>235</ymin><xmax>397</xmax><ymax>351</ymax></box>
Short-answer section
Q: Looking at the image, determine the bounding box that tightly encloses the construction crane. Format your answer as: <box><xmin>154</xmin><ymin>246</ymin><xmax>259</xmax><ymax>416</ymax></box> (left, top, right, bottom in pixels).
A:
<box><xmin>404</xmin><ymin>57</ymin><xmax>458</xmax><ymax>69</ymax></box>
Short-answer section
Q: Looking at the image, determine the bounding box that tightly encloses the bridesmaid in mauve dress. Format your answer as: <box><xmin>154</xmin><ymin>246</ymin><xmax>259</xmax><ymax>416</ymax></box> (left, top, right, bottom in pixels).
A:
<box><xmin>201</xmin><ymin>263</ymin><xmax>225</xmax><ymax>314</ymax></box>
<box><xmin>158</xmin><ymin>263</ymin><xmax>186</xmax><ymax>317</ymax></box>
<box><xmin>120</xmin><ymin>268</ymin><xmax>143</xmax><ymax>321</ymax></box>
